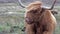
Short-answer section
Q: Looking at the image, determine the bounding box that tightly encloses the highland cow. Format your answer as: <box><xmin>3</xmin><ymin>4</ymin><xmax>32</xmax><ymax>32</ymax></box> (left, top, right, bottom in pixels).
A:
<box><xmin>24</xmin><ymin>1</ymin><xmax>57</xmax><ymax>34</ymax></box>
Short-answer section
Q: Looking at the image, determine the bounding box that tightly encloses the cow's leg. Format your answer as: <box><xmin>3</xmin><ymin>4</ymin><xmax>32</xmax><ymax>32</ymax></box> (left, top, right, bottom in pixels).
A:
<box><xmin>25</xmin><ymin>23</ymin><xmax>35</xmax><ymax>34</ymax></box>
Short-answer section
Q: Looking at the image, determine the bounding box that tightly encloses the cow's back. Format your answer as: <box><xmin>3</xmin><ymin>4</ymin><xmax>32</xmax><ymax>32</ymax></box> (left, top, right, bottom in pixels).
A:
<box><xmin>36</xmin><ymin>10</ymin><xmax>57</xmax><ymax>34</ymax></box>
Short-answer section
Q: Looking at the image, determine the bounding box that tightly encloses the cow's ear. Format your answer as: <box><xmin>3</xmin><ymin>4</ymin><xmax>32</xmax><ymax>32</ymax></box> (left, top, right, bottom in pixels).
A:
<box><xmin>51</xmin><ymin>10</ymin><xmax>58</xmax><ymax>15</ymax></box>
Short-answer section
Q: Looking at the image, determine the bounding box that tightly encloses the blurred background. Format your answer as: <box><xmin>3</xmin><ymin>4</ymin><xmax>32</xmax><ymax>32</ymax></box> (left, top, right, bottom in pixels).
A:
<box><xmin>0</xmin><ymin>0</ymin><xmax>60</xmax><ymax>34</ymax></box>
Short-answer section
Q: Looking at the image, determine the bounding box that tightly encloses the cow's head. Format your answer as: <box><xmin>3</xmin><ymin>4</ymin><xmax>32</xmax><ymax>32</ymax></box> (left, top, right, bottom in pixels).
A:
<box><xmin>25</xmin><ymin>1</ymin><xmax>43</xmax><ymax>23</ymax></box>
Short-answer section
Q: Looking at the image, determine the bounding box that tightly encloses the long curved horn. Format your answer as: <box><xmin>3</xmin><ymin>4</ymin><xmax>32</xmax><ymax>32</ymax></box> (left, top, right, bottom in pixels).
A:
<box><xmin>49</xmin><ymin>0</ymin><xmax>56</xmax><ymax>10</ymax></box>
<box><xmin>18</xmin><ymin>0</ymin><xmax>26</xmax><ymax>8</ymax></box>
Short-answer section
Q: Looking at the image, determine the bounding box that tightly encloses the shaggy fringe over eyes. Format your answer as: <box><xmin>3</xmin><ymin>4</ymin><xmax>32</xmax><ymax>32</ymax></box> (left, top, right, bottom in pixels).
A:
<box><xmin>26</xmin><ymin>1</ymin><xmax>42</xmax><ymax>10</ymax></box>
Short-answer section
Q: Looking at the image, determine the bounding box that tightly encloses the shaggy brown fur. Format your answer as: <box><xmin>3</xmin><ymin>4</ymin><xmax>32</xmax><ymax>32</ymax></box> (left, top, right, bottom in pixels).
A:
<box><xmin>24</xmin><ymin>1</ymin><xmax>57</xmax><ymax>34</ymax></box>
